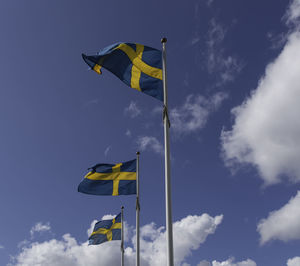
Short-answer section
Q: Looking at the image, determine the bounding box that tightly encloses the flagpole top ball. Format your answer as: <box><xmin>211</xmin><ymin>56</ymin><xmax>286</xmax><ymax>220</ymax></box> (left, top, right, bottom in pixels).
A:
<box><xmin>136</xmin><ymin>151</ymin><xmax>140</xmax><ymax>155</ymax></box>
<box><xmin>121</xmin><ymin>206</ymin><xmax>124</xmax><ymax>209</ymax></box>
<box><xmin>161</xmin><ymin>37</ymin><xmax>167</xmax><ymax>43</ymax></box>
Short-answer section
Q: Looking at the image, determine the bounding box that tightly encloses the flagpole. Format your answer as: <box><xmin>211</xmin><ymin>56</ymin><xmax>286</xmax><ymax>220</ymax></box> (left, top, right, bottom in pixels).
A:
<box><xmin>136</xmin><ymin>151</ymin><xmax>140</xmax><ymax>266</ymax></box>
<box><xmin>121</xmin><ymin>206</ymin><xmax>124</xmax><ymax>266</ymax></box>
<box><xmin>161</xmin><ymin>37</ymin><xmax>174</xmax><ymax>266</ymax></box>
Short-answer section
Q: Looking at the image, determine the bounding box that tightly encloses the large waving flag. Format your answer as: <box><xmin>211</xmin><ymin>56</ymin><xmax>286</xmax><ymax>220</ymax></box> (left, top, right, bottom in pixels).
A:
<box><xmin>89</xmin><ymin>213</ymin><xmax>121</xmax><ymax>245</ymax></box>
<box><xmin>78</xmin><ymin>159</ymin><xmax>136</xmax><ymax>196</ymax></box>
<box><xmin>82</xmin><ymin>42</ymin><xmax>163</xmax><ymax>101</ymax></box>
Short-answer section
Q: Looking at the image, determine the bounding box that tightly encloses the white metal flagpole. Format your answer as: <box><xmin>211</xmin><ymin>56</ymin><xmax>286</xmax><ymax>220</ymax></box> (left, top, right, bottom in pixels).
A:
<box><xmin>161</xmin><ymin>37</ymin><xmax>174</xmax><ymax>266</ymax></box>
<box><xmin>136</xmin><ymin>151</ymin><xmax>140</xmax><ymax>266</ymax></box>
<box><xmin>121</xmin><ymin>206</ymin><xmax>125</xmax><ymax>266</ymax></box>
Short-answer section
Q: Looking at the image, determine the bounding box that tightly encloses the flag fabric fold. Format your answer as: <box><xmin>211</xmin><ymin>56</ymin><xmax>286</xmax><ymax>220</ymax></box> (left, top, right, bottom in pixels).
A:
<box><xmin>78</xmin><ymin>159</ymin><xmax>136</xmax><ymax>196</ymax></box>
<box><xmin>89</xmin><ymin>213</ymin><xmax>121</xmax><ymax>245</ymax></box>
<box><xmin>82</xmin><ymin>42</ymin><xmax>163</xmax><ymax>101</ymax></box>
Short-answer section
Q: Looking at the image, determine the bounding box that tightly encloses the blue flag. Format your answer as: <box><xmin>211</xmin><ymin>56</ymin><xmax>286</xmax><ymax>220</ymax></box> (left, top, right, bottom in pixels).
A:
<box><xmin>89</xmin><ymin>213</ymin><xmax>121</xmax><ymax>245</ymax></box>
<box><xmin>78</xmin><ymin>159</ymin><xmax>136</xmax><ymax>196</ymax></box>
<box><xmin>82</xmin><ymin>42</ymin><xmax>163</xmax><ymax>101</ymax></box>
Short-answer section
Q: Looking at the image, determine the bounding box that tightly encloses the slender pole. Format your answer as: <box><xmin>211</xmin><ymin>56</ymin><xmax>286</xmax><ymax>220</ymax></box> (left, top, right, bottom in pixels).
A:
<box><xmin>161</xmin><ymin>37</ymin><xmax>174</xmax><ymax>266</ymax></box>
<box><xmin>121</xmin><ymin>206</ymin><xmax>124</xmax><ymax>266</ymax></box>
<box><xmin>136</xmin><ymin>152</ymin><xmax>140</xmax><ymax>266</ymax></box>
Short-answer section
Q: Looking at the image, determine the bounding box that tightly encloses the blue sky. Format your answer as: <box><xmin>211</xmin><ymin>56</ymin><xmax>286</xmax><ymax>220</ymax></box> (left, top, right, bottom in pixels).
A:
<box><xmin>1</xmin><ymin>0</ymin><xmax>300</xmax><ymax>265</ymax></box>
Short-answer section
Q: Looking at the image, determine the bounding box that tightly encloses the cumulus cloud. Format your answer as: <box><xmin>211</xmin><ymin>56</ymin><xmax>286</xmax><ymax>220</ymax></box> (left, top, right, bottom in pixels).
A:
<box><xmin>30</xmin><ymin>222</ymin><xmax>51</xmax><ymax>238</ymax></box>
<box><xmin>10</xmin><ymin>234</ymin><xmax>123</xmax><ymax>266</ymax></box>
<box><xmin>257</xmin><ymin>191</ymin><xmax>300</xmax><ymax>244</ymax></box>
<box><xmin>198</xmin><ymin>261</ymin><xmax>211</xmax><ymax>266</ymax></box>
<box><xmin>198</xmin><ymin>257</ymin><xmax>257</xmax><ymax>266</ymax></box>
<box><xmin>139</xmin><ymin>214</ymin><xmax>223</xmax><ymax>266</ymax></box>
<box><xmin>285</xmin><ymin>0</ymin><xmax>300</xmax><ymax>26</ymax></box>
<box><xmin>10</xmin><ymin>214</ymin><xmax>223</xmax><ymax>266</ymax></box>
<box><xmin>124</xmin><ymin>101</ymin><xmax>141</xmax><ymax>118</ymax></box>
<box><xmin>136</xmin><ymin>136</ymin><xmax>163</xmax><ymax>155</ymax></box>
<box><xmin>221</xmin><ymin>29</ymin><xmax>300</xmax><ymax>185</ymax></box>
<box><xmin>287</xmin><ymin>256</ymin><xmax>300</xmax><ymax>266</ymax></box>
<box><xmin>206</xmin><ymin>18</ymin><xmax>243</xmax><ymax>86</ymax></box>
<box><xmin>86</xmin><ymin>220</ymin><xmax>98</xmax><ymax>237</ymax></box>
<box><xmin>170</xmin><ymin>92</ymin><xmax>227</xmax><ymax>136</ymax></box>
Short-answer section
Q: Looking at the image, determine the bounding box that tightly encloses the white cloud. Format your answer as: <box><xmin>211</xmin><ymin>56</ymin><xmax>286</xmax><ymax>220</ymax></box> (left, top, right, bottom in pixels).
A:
<box><xmin>206</xmin><ymin>0</ymin><xmax>214</xmax><ymax>7</ymax></box>
<box><xmin>104</xmin><ymin>146</ymin><xmax>111</xmax><ymax>157</ymax></box>
<box><xmin>11</xmin><ymin>234</ymin><xmax>123</xmax><ymax>266</ymax></box>
<box><xmin>137</xmin><ymin>136</ymin><xmax>163</xmax><ymax>155</ymax></box>
<box><xmin>191</xmin><ymin>36</ymin><xmax>201</xmax><ymax>46</ymax></box>
<box><xmin>17</xmin><ymin>240</ymin><xmax>30</xmax><ymax>249</ymax></box>
<box><xmin>151</xmin><ymin>105</ymin><xmax>162</xmax><ymax>116</ymax></box>
<box><xmin>257</xmin><ymin>191</ymin><xmax>300</xmax><ymax>244</ymax></box>
<box><xmin>206</xmin><ymin>18</ymin><xmax>243</xmax><ymax>86</ymax></box>
<box><xmin>170</xmin><ymin>92</ymin><xmax>227</xmax><ymax>136</ymax></box>
<box><xmin>198</xmin><ymin>257</ymin><xmax>256</xmax><ymax>266</ymax></box>
<box><xmin>125</xmin><ymin>129</ymin><xmax>132</xmax><ymax>137</ymax></box>
<box><xmin>124</xmin><ymin>101</ymin><xmax>141</xmax><ymax>118</ymax></box>
<box><xmin>86</xmin><ymin>220</ymin><xmax>98</xmax><ymax>238</ymax></box>
<box><xmin>30</xmin><ymin>222</ymin><xmax>51</xmax><ymax>237</ymax></box>
<box><xmin>139</xmin><ymin>214</ymin><xmax>223</xmax><ymax>266</ymax></box>
<box><xmin>287</xmin><ymin>256</ymin><xmax>300</xmax><ymax>266</ymax></box>
<box><xmin>10</xmin><ymin>214</ymin><xmax>223</xmax><ymax>266</ymax></box>
<box><xmin>221</xmin><ymin>30</ymin><xmax>300</xmax><ymax>185</ymax></box>
<box><xmin>285</xmin><ymin>0</ymin><xmax>300</xmax><ymax>26</ymax></box>
<box><xmin>82</xmin><ymin>98</ymin><xmax>99</xmax><ymax>108</ymax></box>
<box><xmin>268</xmin><ymin>0</ymin><xmax>300</xmax><ymax>51</ymax></box>
<box><xmin>198</xmin><ymin>260</ymin><xmax>211</xmax><ymax>266</ymax></box>
<box><xmin>267</xmin><ymin>31</ymin><xmax>287</xmax><ymax>50</ymax></box>
<box><xmin>207</xmin><ymin>18</ymin><xmax>226</xmax><ymax>51</ymax></box>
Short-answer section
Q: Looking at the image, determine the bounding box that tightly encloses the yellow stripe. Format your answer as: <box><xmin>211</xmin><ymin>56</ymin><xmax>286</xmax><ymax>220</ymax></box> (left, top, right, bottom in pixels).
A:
<box><xmin>130</xmin><ymin>44</ymin><xmax>144</xmax><ymax>91</ymax></box>
<box><xmin>111</xmin><ymin>222</ymin><xmax>121</xmax><ymax>230</ymax></box>
<box><xmin>107</xmin><ymin>230</ymin><xmax>112</xmax><ymax>241</ymax></box>
<box><xmin>116</xmin><ymin>43</ymin><xmax>162</xmax><ymax>80</ymax></box>
<box><xmin>93</xmin><ymin>64</ymin><xmax>102</xmax><ymax>74</ymax></box>
<box><xmin>90</xmin><ymin>222</ymin><xmax>121</xmax><ymax>241</ymax></box>
<box><xmin>91</xmin><ymin>227</ymin><xmax>109</xmax><ymax>236</ymax></box>
<box><xmin>91</xmin><ymin>227</ymin><xmax>113</xmax><ymax>240</ymax></box>
<box><xmin>112</xmin><ymin>163</ymin><xmax>122</xmax><ymax>173</ymax></box>
<box><xmin>106</xmin><ymin>222</ymin><xmax>122</xmax><ymax>241</ymax></box>
<box><xmin>85</xmin><ymin>171</ymin><xmax>136</xmax><ymax>181</ymax></box>
<box><xmin>112</xmin><ymin>180</ymin><xmax>120</xmax><ymax>196</ymax></box>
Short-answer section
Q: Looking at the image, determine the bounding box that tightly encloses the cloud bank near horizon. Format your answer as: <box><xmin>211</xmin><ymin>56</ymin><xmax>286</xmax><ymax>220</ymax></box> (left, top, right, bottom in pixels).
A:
<box><xmin>10</xmin><ymin>213</ymin><xmax>223</xmax><ymax>266</ymax></box>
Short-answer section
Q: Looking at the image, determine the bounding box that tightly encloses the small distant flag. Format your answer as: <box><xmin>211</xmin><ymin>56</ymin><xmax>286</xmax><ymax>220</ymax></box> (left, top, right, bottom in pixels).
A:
<box><xmin>82</xmin><ymin>42</ymin><xmax>163</xmax><ymax>101</ymax></box>
<box><xmin>89</xmin><ymin>213</ymin><xmax>121</xmax><ymax>245</ymax></box>
<box><xmin>78</xmin><ymin>159</ymin><xmax>136</xmax><ymax>196</ymax></box>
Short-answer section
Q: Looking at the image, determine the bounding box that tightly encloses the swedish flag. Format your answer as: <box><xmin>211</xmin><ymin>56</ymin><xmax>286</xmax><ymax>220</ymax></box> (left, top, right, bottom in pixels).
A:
<box><xmin>89</xmin><ymin>213</ymin><xmax>121</xmax><ymax>245</ymax></box>
<box><xmin>78</xmin><ymin>159</ymin><xmax>136</xmax><ymax>196</ymax></box>
<box><xmin>82</xmin><ymin>42</ymin><xmax>163</xmax><ymax>101</ymax></box>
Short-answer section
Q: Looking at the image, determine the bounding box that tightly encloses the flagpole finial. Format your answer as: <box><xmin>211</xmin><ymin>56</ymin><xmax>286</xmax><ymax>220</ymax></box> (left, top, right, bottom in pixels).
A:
<box><xmin>136</xmin><ymin>151</ymin><xmax>140</xmax><ymax>155</ymax></box>
<box><xmin>121</xmin><ymin>206</ymin><xmax>124</xmax><ymax>209</ymax></box>
<box><xmin>161</xmin><ymin>37</ymin><xmax>167</xmax><ymax>43</ymax></box>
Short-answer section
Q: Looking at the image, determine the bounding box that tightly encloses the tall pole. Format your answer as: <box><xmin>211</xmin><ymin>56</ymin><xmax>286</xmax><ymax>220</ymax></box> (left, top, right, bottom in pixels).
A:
<box><xmin>161</xmin><ymin>37</ymin><xmax>174</xmax><ymax>266</ymax></box>
<box><xmin>136</xmin><ymin>152</ymin><xmax>140</xmax><ymax>266</ymax></box>
<box><xmin>121</xmin><ymin>206</ymin><xmax>124</xmax><ymax>266</ymax></box>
